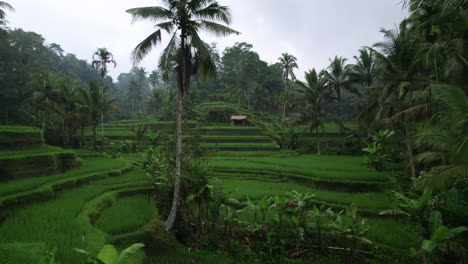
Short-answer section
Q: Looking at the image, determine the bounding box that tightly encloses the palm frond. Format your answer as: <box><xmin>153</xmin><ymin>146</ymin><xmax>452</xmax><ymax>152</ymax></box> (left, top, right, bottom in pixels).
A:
<box><xmin>126</xmin><ymin>6</ymin><xmax>173</xmax><ymax>23</ymax></box>
<box><xmin>191</xmin><ymin>31</ymin><xmax>217</xmax><ymax>82</ymax></box>
<box><xmin>156</xmin><ymin>21</ymin><xmax>175</xmax><ymax>33</ymax></box>
<box><xmin>389</xmin><ymin>103</ymin><xmax>432</xmax><ymax>124</ymax></box>
<box><xmin>193</xmin><ymin>2</ymin><xmax>232</xmax><ymax>24</ymax></box>
<box><xmin>198</xmin><ymin>20</ymin><xmax>239</xmax><ymax>36</ymax></box>
<box><xmin>158</xmin><ymin>32</ymin><xmax>179</xmax><ymax>81</ymax></box>
<box><xmin>131</xmin><ymin>29</ymin><xmax>162</xmax><ymax>65</ymax></box>
<box><xmin>424</xmin><ymin>165</ymin><xmax>468</xmax><ymax>191</ymax></box>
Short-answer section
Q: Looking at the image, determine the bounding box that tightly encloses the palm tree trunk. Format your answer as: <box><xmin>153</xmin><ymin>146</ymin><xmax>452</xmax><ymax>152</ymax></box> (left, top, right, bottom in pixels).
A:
<box><xmin>164</xmin><ymin>32</ymin><xmax>186</xmax><ymax>232</ymax></box>
<box><xmin>282</xmin><ymin>102</ymin><xmax>287</xmax><ymax>124</ymax></box>
<box><xmin>164</xmin><ymin>80</ymin><xmax>183</xmax><ymax>232</ymax></box>
<box><xmin>101</xmin><ymin>113</ymin><xmax>104</xmax><ymax>139</ymax></box>
<box><xmin>92</xmin><ymin>124</ymin><xmax>97</xmax><ymax>150</ymax></box>
<box><xmin>4</xmin><ymin>104</ymin><xmax>8</xmax><ymax>125</ymax></box>
<box><xmin>80</xmin><ymin>118</ymin><xmax>85</xmax><ymax>148</ymax></box>
<box><xmin>41</xmin><ymin>115</ymin><xmax>46</xmax><ymax>144</ymax></box>
<box><xmin>404</xmin><ymin>121</ymin><xmax>416</xmax><ymax>178</ymax></box>
<box><xmin>316</xmin><ymin>126</ymin><xmax>321</xmax><ymax>155</ymax></box>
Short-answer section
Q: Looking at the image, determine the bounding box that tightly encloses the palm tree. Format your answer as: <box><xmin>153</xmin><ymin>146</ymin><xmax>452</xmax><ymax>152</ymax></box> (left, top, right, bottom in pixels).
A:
<box><xmin>91</xmin><ymin>48</ymin><xmax>116</xmax><ymax>79</ymax></box>
<box><xmin>321</xmin><ymin>57</ymin><xmax>358</xmax><ymax>130</ymax></box>
<box><xmin>296</xmin><ymin>69</ymin><xmax>332</xmax><ymax>155</ymax></box>
<box><xmin>24</xmin><ymin>73</ymin><xmax>61</xmax><ymax>144</ymax></box>
<box><xmin>92</xmin><ymin>48</ymin><xmax>116</xmax><ymax>140</ymax></box>
<box><xmin>57</xmin><ymin>77</ymin><xmax>80</xmax><ymax>148</ymax></box>
<box><xmin>79</xmin><ymin>81</ymin><xmax>115</xmax><ymax>149</ymax></box>
<box><xmin>148</xmin><ymin>69</ymin><xmax>161</xmax><ymax>89</ymax></box>
<box><xmin>350</xmin><ymin>48</ymin><xmax>380</xmax><ymax>90</ymax></box>
<box><xmin>127</xmin><ymin>0</ymin><xmax>239</xmax><ymax>231</ymax></box>
<box><xmin>278</xmin><ymin>53</ymin><xmax>298</xmax><ymax>123</ymax></box>
<box><xmin>372</xmin><ymin>27</ymin><xmax>424</xmax><ymax>179</ymax></box>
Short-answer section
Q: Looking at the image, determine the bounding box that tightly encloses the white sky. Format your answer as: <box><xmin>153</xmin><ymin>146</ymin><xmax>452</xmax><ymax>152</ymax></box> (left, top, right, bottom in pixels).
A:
<box><xmin>8</xmin><ymin>0</ymin><xmax>407</xmax><ymax>81</ymax></box>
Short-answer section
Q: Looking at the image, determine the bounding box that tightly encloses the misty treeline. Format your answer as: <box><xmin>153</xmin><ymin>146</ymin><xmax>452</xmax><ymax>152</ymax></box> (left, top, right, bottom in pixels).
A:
<box><xmin>0</xmin><ymin>27</ymin><xmax>364</xmax><ymax>127</ymax></box>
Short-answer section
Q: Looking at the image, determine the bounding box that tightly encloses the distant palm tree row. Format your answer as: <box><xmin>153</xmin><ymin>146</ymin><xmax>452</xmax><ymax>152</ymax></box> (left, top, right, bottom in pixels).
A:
<box><xmin>23</xmin><ymin>73</ymin><xmax>114</xmax><ymax>149</ymax></box>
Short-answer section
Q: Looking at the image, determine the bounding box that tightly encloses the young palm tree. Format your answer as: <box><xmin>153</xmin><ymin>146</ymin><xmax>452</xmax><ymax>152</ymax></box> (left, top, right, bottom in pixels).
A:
<box><xmin>92</xmin><ymin>48</ymin><xmax>116</xmax><ymax>140</ymax></box>
<box><xmin>296</xmin><ymin>69</ymin><xmax>332</xmax><ymax>155</ymax></box>
<box><xmin>127</xmin><ymin>0</ymin><xmax>239</xmax><ymax>231</ymax></box>
<box><xmin>24</xmin><ymin>73</ymin><xmax>61</xmax><ymax>144</ymax></box>
<box><xmin>278</xmin><ymin>53</ymin><xmax>298</xmax><ymax>124</ymax></box>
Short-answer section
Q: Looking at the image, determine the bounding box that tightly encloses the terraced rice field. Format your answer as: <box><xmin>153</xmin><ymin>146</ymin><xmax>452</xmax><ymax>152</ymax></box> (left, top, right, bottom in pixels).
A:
<box><xmin>208</xmin><ymin>152</ymin><xmax>418</xmax><ymax>251</ymax></box>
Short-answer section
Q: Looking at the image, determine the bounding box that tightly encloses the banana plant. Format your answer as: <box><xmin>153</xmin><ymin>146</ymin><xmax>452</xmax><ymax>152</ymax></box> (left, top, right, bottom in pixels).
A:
<box><xmin>329</xmin><ymin>205</ymin><xmax>370</xmax><ymax>264</ymax></box>
<box><xmin>307</xmin><ymin>205</ymin><xmax>335</xmax><ymax>247</ymax></box>
<box><xmin>380</xmin><ymin>189</ymin><xmax>433</xmax><ymax>264</ymax></box>
<box><xmin>74</xmin><ymin>243</ymin><xmax>144</xmax><ymax>264</ymax></box>
<box><xmin>418</xmin><ymin>210</ymin><xmax>467</xmax><ymax>262</ymax></box>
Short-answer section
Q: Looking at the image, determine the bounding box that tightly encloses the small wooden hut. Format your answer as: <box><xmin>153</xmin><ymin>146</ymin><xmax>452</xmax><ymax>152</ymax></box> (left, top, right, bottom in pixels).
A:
<box><xmin>231</xmin><ymin>115</ymin><xmax>248</xmax><ymax>126</ymax></box>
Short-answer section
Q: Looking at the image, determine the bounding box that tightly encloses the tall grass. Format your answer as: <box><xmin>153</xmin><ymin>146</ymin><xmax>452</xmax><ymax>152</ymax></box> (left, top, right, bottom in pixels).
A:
<box><xmin>96</xmin><ymin>194</ymin><xmax>156</xmax><ymax>235</ymax></box>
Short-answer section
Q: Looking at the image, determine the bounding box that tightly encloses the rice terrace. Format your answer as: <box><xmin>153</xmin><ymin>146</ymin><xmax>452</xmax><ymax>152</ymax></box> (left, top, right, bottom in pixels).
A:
<box><xmin>0</xmin><ymin>0</ymin><xmax>466</xmax><ymax>263</ymax></box>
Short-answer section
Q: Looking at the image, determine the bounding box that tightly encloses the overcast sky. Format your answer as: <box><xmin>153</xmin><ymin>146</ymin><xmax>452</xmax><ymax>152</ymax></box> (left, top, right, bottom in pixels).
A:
<box><xmin>8</xmin><ymin>0</ymin><xmax>407</xmax><ymax>81</ymax></box>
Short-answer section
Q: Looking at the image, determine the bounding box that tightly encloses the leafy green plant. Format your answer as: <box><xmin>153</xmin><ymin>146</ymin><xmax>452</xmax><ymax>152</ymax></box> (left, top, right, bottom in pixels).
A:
<box><xmin>74</xmin><ymin>243</ymin><xmax>145</xmax><ymax>264</ymax></box>
<box><xmin>362</xmin><ymin>129</ymin><xmax>395</xmax><ymax>171</ymax></box>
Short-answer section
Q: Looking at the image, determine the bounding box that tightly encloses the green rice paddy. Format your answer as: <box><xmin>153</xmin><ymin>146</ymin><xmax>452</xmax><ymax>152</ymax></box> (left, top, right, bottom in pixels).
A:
<box><xmin>96</xmin><ymin>193</ymin><xmax>156</xmax><ymax>235</ymax></box>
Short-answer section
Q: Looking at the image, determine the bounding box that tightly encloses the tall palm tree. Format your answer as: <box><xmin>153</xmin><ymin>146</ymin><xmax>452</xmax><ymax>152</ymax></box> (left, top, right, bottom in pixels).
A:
<box><xmin>278</xmin><ymin>53</ymin><xmax>298</xmax><ymax>124</ymax></box>
<box><xmin>92</xmin><ymin>48</ymin><xmax>117</xmax><ymax>79</ymax></box>
<box><xmin>372</xmin><ymin>27</ymin><xmax>424</xmax><ymax>179</ymax></box>
<box><xmin>79</xmin><ymin>81</ymin><xmax>115</xmax><ymax>149</ymax></box>
<box><xmin>127</xmin><ymin>0</ymin><xmax>239</xmax><ymax>231</ymax></box>
<box><xmin>24</xmin><ymin>73</ymin><xmax>61</xmax><ymax>144</ymax></box>
<box><xmin>296</xmin><ymin>69</ymin><xmax>332</xmax><ymax>155</ymax></box>
<box><xmin>92</xmin><ymin>48</ymin><xmax>116</xmax><ymax>139</ymax></box>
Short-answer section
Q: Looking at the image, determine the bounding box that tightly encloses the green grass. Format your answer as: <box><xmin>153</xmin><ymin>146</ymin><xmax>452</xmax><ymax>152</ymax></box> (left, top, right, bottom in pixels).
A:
<box><xmin>0</xmin><ymin>146</ymin><xmax>73</xmax><ymax>158</ymax></box>
<box><xmin>214</xmin><ymin>150</ymin><xmax>296</xmax><ymax>157</ymax></box>
<box><xmin>209</xmin><ymin>155</ymin><xmax>389</xmax><ymax>183</ymax></box>
<box><xmin>214</xmin><ymin>178</ymin><xmax>393</xmax><ymax>213</ymax></box>
<box><xmin>84</xmin><ymin>130</ymin><xmax>136</xmax><ymax>137</ymax></box>
<box><xmin>204</xmin><ymin>143</ymin><xmax>278</xmax><ymax>148</ymax></box>
<box><xmin>366</xmin><ymin>218</ymin><xmax>419</xmax><ymax>251</ymax></box>
<box><xmin>0</xmin><ymin>126</ymin><xmax>39</xmax><ymax>131</ymax></box>
<box><xmin>292</xmin><ymin>123</ymin><xmax>359</xmax><ymax>134</ymax></box>
<box><xmin>199</xmin><ymin>135</ymin><xmax>270</xmax><ymax>140</ymax></box>
<box><xmin>199</xmin><ymin>126</ymin><xmax>260</xmax><ymax>130</ymax></box>
<box><xmin>96</xmin><ymin>194</ymin><xmax>156</xmax><ymax>235</ymax></box>
<box><xmin>0</xmin><ymin>157</ymin><xmax>130</xmax><ymax>197</ymax></box>
<box><xmin>0</xmin><ymin>168</ymin><xmax>151</xmax><ymax>264</ymax></box>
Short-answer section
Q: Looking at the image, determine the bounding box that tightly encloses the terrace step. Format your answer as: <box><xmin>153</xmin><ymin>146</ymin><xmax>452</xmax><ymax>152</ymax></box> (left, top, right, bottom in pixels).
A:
<box><xmin>211</xmin><ymin>169</ymin><xmax>389</xmax><ymax>193</ymax></box>
<box><xmin>204</xmin><ymin>143</ymin><xmax>279</xmax><ymax>152</ymax></box>
<box><xmin>199</xmin><ymin>135</ymin><xmax>272</xmax><ymax>143</ymax></box>
<box><xmin>0</xmin><ymin>126</ymin><xmax>42</xmax><ymax>149</ymax></box>
<box><xmin>0</xmin><ymin>158</ymin><xmax>133</xmax><ymax>209</ymax></box>
<box><xmin>0</xmin><ymin>147</ymin><xmax>80</xmax><ymax>181</ymax></box>
<box><xmin>197</xmin><ymin>126</ymin><xmax>264</xmax><ymax>136</ymax></box>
